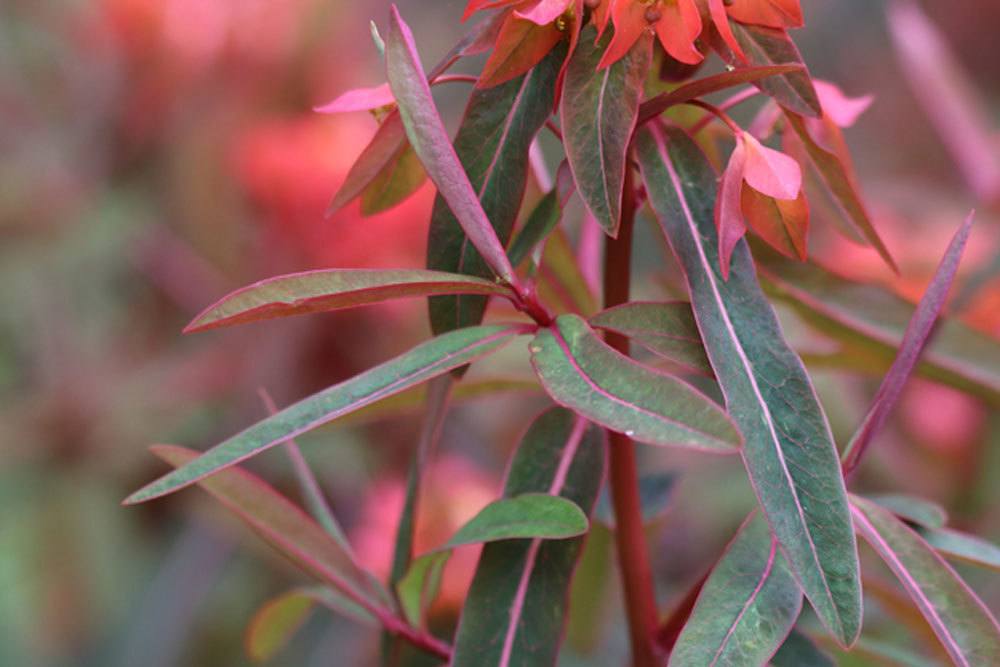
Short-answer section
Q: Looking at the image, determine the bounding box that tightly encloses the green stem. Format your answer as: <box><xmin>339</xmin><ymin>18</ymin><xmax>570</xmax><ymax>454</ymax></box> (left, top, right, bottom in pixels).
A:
<box><xmin>603</xmin><ymin>167</ymin><xmax>660</xmax><ymax>667</ymax></box>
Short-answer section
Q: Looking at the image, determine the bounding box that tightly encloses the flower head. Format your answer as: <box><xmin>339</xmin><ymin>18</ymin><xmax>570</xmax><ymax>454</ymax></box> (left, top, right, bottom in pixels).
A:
<box><xmin>600</xmin><ymin>0</ymin><xmax>703</xmax><ymax>69</ymax></box>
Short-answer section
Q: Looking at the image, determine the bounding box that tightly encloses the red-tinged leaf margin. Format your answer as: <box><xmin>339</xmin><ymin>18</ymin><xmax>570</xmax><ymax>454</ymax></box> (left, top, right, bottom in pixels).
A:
<box><xmin>783</xmin><ymin>110</ymin><xmax>898</xmax><ymax>273</ymax></box>
<box><xmin>841</xmin><ymin>212</ymin><xmax>973</xmax><ymax>475</ymax></box>
<box><xmin>851</xmin><ymin>495</ymin><xmax>1000</xmax><ymax>666</ymax></box>
<box><xmin>478</xmin><ymin>12</ymin><xmax>563</xmax><ymax>90</ymax></box>
<box><xmin>151</xmin><ymin>445</ymin><xmax>381</xmax><ymax>615</ymax></box>
<box><xmin>636</xmin><ymin>64</ymin><xmax>804</xmax><ymax>126</ymax></box>
<box><xmin>385</xmin><ymin>6</ymin><xmax>518</xmax><ymax>286</ymax></box>
<box><xmin>184</xmin><ymin>269</ymin><xmax>514</xmax><ymax>333</ymax></box>
<box><xmin>124</xmin><ymin>324</ymin><xmax>530</xmax><ymax>504</ymax></box>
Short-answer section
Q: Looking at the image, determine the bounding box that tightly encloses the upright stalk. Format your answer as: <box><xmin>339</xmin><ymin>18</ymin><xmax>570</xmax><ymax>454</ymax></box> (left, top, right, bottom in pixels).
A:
<box><xmin>603</xmin><ymin>166</ymin><xmax>660</xmax><ymax>667</ymax></box>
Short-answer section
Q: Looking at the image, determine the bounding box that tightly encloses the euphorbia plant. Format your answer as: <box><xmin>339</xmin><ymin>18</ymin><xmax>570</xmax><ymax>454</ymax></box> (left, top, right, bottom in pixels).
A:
<box><xmin>126</xmin><ymin>1</ymin><xmax>1000</xmax><ymax>665</ymax></box>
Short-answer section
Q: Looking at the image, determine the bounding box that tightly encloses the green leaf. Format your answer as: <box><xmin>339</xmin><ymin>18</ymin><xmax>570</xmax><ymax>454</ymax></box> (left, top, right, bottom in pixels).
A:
<box><xmin>590</xmin><ymin>301</ymin><xmax>713</xmax><ymax>375</ymax></box>
<box><xmin>530</xmin><ymin>314</ymin><xmax>741</xmax><ymax>451</ymax></box>
<box><xmin>851</xmin><ymin>495</ymin><xmax>1000</xmax><ymax>665</ymax></box>
<box><xmin>185</xmin><ymin>268</ymin><xmax>512</xmax><ymax>333</ymax></box>
<box><xmin>149</xmin><ymin>446</ymin><xmax>384</xmax><ymax>615</ymax></box>
<box><xmin>426</xmin><ymin>38</ymin><xmax>563</xmax><ymax>335</ymax></box>
<box><xmin>445</xmin><ymin>493</ymin><xmax>588</xmax><ymax>548</ymax></box>
<box><xmin>386</xmin><ymin>7</ymin><xmax>516</xmax><ymax>284</ymax></box>
<box><xmin>868</xmin><ymin>493</ymin><xmax>948</xmax><ymax>529</ymax></box>
<box><xmin>396</xmin><ymin>552</ymin><xmax>450</xmax><ymax>629</ymax></box>
<box><xmin>755</xmin><ymin>243</ymin><xmax>1000</xmax><ymax>406</ymax></box>
<box><xmin>245</xmin><ymin>587</ymin><xmax>376</xmax><ymax>662</ymax></box>
<box><xmin>245</xmin><ymin>590</ymin><xmax>315</xmax><ymax>662</ymax></box>
<box><xmin>328</xmin><ymin>112</ymin><xmax>426</xmax><ymax>217</ymax></box>
<box><xmin>715</xmin><ymin>24</ymin><xmax>821</xmax><ymax>118</ymax></box>
<box><xmin>507</xmin><ymin>162</ymin><xmax>575</xmax><ymax>269</ymax></box>
<box><xmin>451</xmin><ymin>408</ymin><xmax>605</xmax><ymax>667</ymax></box>
<box><xmin>783</xmin><ymin>112</ymin><xmax>897</xmax><ymax>272</ymax></box>
<box><xmin>918</xmin><ymin>526</ymin><xmax>1000</xmax><ymax>572</ymax></box>
<box><xmin>125</xmin><ymin>324</ymin><xmax>527</xmax><ymax>504</ymax></box>
<box><xmin>594</xmin><ymin>472</ymin><xmax>677</xmax><ymax>527</ymax></box>
<box><xmin>561</xmin><ymin>26</ymin><xmax>651</xmax><ymax>236</ymax></box>
<box><xmin>771</xmin><ymin>629</ymin><xmax>835</xmax><ymax>667</ymax></box>
<box><xmin>635</xmin><ymin>125</ymin><xmax>862</xmax><ymax>646</ymax></box>
<box><xmin>670</xmin><ymin>514</ymin><xmax>802</xmax><ymax>667</ymax></box>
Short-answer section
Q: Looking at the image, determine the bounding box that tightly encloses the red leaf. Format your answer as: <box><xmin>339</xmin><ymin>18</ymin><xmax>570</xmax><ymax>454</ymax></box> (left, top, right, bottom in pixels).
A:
<box><xmin>741</xmin><ymin>186</ymin><xmax>809</xmax><ymax>260</ymax></box>
<box><xmin>715</xmin><ymin>140</ymin><xmax>748</xmax><ymax>279</ymax></box>
<box><xmin>479</xmin><ymin>13</ymin><xmax>563</xmax><ymax>89</ymax></box>
<box><xmin>314</xmin><ymin>83</ymin><xmax>394</xmax><ymax>115</ymax></box>
<box><xmin>707</xmin><ymin>0</ymin><xmax>748</xmax><ymax>62</ymax></box>
<box><xmin>740</xmin><ymin>132</ymin><xmax>801</xmax><ymax>200</ymax></box>
<box><xmin>727</xmin><ymin>0</ymin><xmax>804</xmax><ymax>30</ymax></box>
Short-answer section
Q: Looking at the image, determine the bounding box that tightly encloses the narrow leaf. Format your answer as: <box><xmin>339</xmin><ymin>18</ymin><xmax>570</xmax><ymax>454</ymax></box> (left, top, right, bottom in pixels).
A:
<box><xmin>359</xmin><ymin>135</ymin><xmax>427</xmax><ymax>216</ymax></box>
<box><xmin>246</xmin><ymin>587</ymin><xmax>376</xmax><ymax>662</ymax></box>
<box><xmin>561</xmin><ymin>25</ymin><xmax>650</xmax><ymax>236</ymax></box>
<box><xmin>396</xmin><ymin>552</ymin><xmax>450</xmax><ymax>628</ymax></box>
<box><xmin>869</xmin><ymin>493</ymin><xmax>948</xmax><ymax>529</ymax></box>
<box><xmin>918</xmin><ymin>527</ymin><xmax>1000</xmax><ymax>572</ymax></box>
<box><xmin>445</xmin><ymin>493</ymin><xmax>588</xmax><ymax>548</ymax></box>
<box><xmin>635</xmin><ymin>125</ymin><xmax>861</xmax><ymax>645</ymax></box>
<box><xmin>670</xmin><ymin>514</ymin><xmax>802</xmax><ymax>667</ymax></box>
<box><xmin>125</xmin><ymin>324</ymin><xmax>527</xmax><ymax>504</ymax></box>
<box><xmin>427</xmin><ymin>39</ymin><xmax>563</xmax><ymax>335</ymax></box>
<box><xmin>741</xmin><ymin>186</ymin><xmax>809</xmax><ymax>261</ymax></box>
<box><xmin>589</xmin><ymin>301</ymin><xmax>712</xmax><ymax>375</ymax></box>
<box><xmin>185</xmin><ymin>269</ymin><xmax>513</xmax><ymax>333</ymax></box>
<box><xmin>530</xmin><ymin>314</ymin><xmax>741</xmax><ymax>451</ymax></box>
<box><xmin>754</xmin><ymin>243</ymin><xmax>1000</xmax><ymax>406</ymax></box>
<box><xmin>451</xmin><ymin>408</ymin><xmax>605</xmax><ymax>667</ymax></box>
<box><xmin>637</xmin><ymin>65</ymin><xmax>804</xmax><ymax>126</ymax></box>
<box><xmin>246</xmin><ymin>590</ymin><xmax>315</xmax><ymax>662</ymax></box>
<box><xmin>851</xmin><ymin>495</ymin><xmax>1000</xmax><ymax>665</ymax></box>
<box><xmin>784</xmin><ymin>111</ymin><xmax>897</xmax><ymax>272</ymax></box>
<box><xmin>507</xmin><ymin>161</ymin><xmax>575</xmax><ymax>268</ymax></box>
<box><xmin>713</xmin><ymin>23</ymin><xmax>821</xmax><ymax>117</ymax></box>
<box><xmin>842</xmin><ymin>213</ymin><xmax>973</xmax><ymax>473</ymax></box>
<box><xmin>150</xmin><ymin>446</ymin><xmax>382</xmax><ymax>615</ymax></box>
<box><xmin>386</xmin><ymin>6</ymin><xmax>516</xmax><ymax>284</ymax></box>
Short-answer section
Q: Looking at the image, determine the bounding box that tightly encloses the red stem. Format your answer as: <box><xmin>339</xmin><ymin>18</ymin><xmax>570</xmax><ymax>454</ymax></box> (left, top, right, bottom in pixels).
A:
<box><xmin>604</xmin><ymin>167</ymin><xmax>660</xmax><ymax>667</ymax></box>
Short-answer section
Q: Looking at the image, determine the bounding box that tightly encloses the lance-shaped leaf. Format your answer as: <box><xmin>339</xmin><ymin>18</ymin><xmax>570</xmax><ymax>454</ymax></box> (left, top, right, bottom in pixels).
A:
<box><xmin>842</xmin><ymin>214</ymin><xmax>973</xmax><ymax>473</ymax></box>
<box><xmin>851</xmin><ymin>495</ymin><xmax>1000</xmax><ymax>665</ymax></box>
<box><xmin>711</xmin><ymin>23</ymin><xmax>821</xmax><ymax>118</ymax></box>
<box><xmin>185</xmin><ymin>269</ymin><xmax>514</xmax><ymax>333</ymax></box>
<box><xmin>386</xmin><ymin>7</ymin><xmax>516</xmax><ymax>285</ymax></box>
<box><xmin>426</xmin><ymin>39</ymin><xmax>563</xmax><ymax>335</ymax></box>
<box><xmin>869</xmin><ymin>494</ymin><xmax>948</xmax><ymax>529</ymax></box>
<box><xmin>246</xmin><ymin>587</ymin><xmax>375</xmax><ymax>662</ymax></box>
<box><xmin>396</xmin><ymin>551</ymin><xmax>450</xmax><ymax>629</ymax></box>
<box><xmin>445</xmin><ymin>493</ymin><xmax>588</xmax><ymax>548</ymax></box>
<box><xmin>784</xmin><ymin>111</ymin><xmax>897</xmax><ymax>271</ymax></box>
<box><xmin>124</xmin><ymin>324</ymin><xmax>528</xmax><ymax>504</ymax></box>
<box><xmin>507</xmin><ymin>161</ymin><xmax>575</xmax><ymax>268</ymax></box>
<box><xmin>561</xmin><ymin>26</ymin><xmax>650</xmax><ymax>236</ymax></box>
<box><xmin>451</xmin><ymin>408</ymin><xmax>605</xmax><ymax>667</ymax></box>
<box><xmin>530</xmin><ymin>314</ymin><xmax>741</xmax><ymax>451</ymax></box>
<box><xmin>918</xmin><ymin>527</ymin><xmax>1000</xmax><ymax>572</ymax></box>
<box><xmin>149</xmin><ymin>446</ymin><xmax>383</xmax><ymax>617</ymax></box>
<box><xmin>771</xmin><ymin>629</ymin><xmax>835</xmax><ymax>667</ymax></box>
<box><xmin>754</xmin><ymin>243</ymin><xmax>1000</xmax><ymax>406</ymax></box>
<box><xmin>635</xmin><ymin>125</ymin><xmax>861</xmax><ymax>645</ymax></box>
<box><xmin>590</xmin><ymin>301</ymin><xmax>712</xmax><ymax>375</ymax></box>
<box><xmin>670</xmin><ymin>514</ymin><xmax>802</xmax><ymax>667</ymax></box>
<box><xmin>637</xmin><ymin>64</ymin><xmax>804</xmax><ymax>126</ymax></box>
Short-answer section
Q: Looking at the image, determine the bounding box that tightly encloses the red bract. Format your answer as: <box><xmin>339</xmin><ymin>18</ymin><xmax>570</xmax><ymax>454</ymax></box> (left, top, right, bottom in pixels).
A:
<box><xmin>726</xmin><ymin>0</ymin><xmax>803</xmax><ymax>29</ymax></box>
<box><xmin>602</xmin><ymin>0</ymin><xmax>703</xmax><ymax>69</ymax></box>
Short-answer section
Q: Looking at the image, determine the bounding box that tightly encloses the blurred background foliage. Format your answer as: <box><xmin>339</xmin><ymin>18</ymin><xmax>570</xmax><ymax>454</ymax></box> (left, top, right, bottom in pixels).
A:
<box><xmin>0</xmin><ymin>1</ymin><xmax>997</xmax><ymax>665</ymax></box>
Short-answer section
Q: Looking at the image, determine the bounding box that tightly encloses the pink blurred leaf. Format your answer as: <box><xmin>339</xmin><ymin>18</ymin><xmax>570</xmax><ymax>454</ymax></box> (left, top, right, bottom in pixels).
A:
<box><xmin>842</xmin><ymin>213</ymin><xmax>974</xmax><ymax>475</ymax></box>
<box><xmin>888</xmin><ymin>1</ymin><xmax>1000</xmax><ymax>204</ymax></box>
<box><xmin>314</xmin><ymin>84</ymin><xmax>394</xmax><ymax>115</ymax></box>
<box><xmin>813</xmin><ymin>80</ymin><xmax>872</xmax><ymax>129</ymax></box>
<box><xmin>740</xmin><ymin>132</ymin><xmax>801</xmax><ymax>200</ymax></box>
